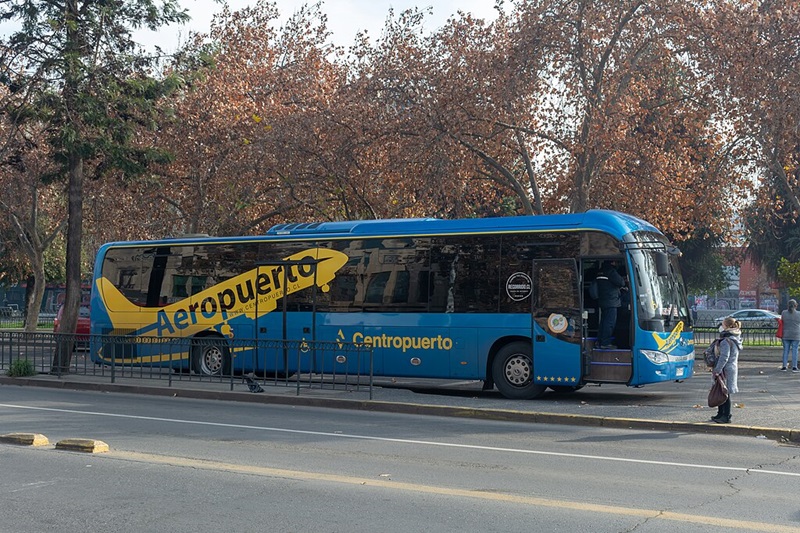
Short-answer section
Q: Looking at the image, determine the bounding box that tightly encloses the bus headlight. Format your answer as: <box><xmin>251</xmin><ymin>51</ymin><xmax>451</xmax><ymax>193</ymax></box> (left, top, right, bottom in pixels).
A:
<box><xmin>641</xmin><ymin>350</ymin><xmax>669</xmax><ymax>365</ymax></box>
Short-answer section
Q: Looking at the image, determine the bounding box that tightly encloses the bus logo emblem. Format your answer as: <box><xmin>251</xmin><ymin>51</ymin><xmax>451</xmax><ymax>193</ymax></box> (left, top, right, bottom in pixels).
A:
<box><xmin>506</xmin><ymin>272</ymin><xmax>532</xmax><ymax>301</ymax></box>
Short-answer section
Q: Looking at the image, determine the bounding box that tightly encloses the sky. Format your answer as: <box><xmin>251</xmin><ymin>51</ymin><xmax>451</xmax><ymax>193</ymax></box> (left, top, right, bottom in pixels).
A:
<box><xmin>138</xmin><ymin>0</ymin><xmax>500</xmax><ymax>51</ymax></box>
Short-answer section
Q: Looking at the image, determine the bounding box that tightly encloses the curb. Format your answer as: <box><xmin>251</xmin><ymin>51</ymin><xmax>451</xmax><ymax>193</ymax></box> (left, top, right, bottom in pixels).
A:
<box><xmin>0</xmin><ymin>432</ymin><xmax>49</xmax><ymax>446</ymax></box>
<box><xmin>2</xmin><ymin>376</ymin><xmax>798</xmax><ymax>444</ymax></box>
<box><xmin>55</xmin><ymin>438</ymin><xmax>109</xmax><ymax>453</ymax></box>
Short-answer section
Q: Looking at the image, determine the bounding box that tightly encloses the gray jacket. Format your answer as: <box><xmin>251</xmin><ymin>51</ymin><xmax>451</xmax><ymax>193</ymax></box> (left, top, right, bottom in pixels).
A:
<box><xmin>781</xmin><ymin>309</ymin><xmax>800</xmax><ymax>341</ymax></box>
<box><xmin>713</xmin><ymin>329</ymin><xmax>742</xmax><ymax>394</ymax></box>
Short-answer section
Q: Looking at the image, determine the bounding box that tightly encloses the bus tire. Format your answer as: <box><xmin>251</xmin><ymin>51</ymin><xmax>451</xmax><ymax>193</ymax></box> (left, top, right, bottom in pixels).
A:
<box><xmin>192</xmin><ymin>338</ymin><xmax>231</xmax><ymax>377</ymax></box>
<box><xmin>491</xmin><ymin>341</ymin><xmax>546</xmax><ymax>399</ymax></box>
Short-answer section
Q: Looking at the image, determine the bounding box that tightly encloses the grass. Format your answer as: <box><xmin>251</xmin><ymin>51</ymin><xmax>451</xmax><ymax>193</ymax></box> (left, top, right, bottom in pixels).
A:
<box><xmin>7</xmin><ymin>358</ymin><xmax>36</xmax><ymax>377</ymax></box>
<box><xmin>0</xmin><ymin>320</ymin><xmax>55</xmax><ymax>330</ymax></box>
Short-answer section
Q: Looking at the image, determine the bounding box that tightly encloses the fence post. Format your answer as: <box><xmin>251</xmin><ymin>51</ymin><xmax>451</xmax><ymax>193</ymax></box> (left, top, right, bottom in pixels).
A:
<box><xmin>110</xmin><ymin>336</ymin><xmax>116</xmax><ymax>384</ymax></box>
<box><xmin>296</xmin><ymin>342</ymin><xmax>301</xmax><ymax>396</ymax></box>
<box><xmin>369</xmin><ymin>347</ymin><xmax>374</xmax><ymax>400</ymax></box>
<box><xmin>168</xmin><ymin>338</ymin><xmax>173</xmax><ymax>388</ymax></box>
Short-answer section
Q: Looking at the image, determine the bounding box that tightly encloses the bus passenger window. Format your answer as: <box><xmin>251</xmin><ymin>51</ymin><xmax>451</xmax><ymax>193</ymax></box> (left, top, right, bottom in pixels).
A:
<box><xmin>392</xmin><ymin>271</ymin><xmax>410</xmax><ymax>304</ymax></box>
<box><xmin>365</xmin><ymin>272</ymin><xmax>389</xmax><ymax>304</ymax></box>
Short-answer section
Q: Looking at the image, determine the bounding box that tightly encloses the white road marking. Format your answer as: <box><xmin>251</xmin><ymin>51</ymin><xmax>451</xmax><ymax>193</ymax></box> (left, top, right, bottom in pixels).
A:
<box><xmin>2</xmin><ymin>402</ymin><xmax>798</xmax><ymax>478</ymax></box>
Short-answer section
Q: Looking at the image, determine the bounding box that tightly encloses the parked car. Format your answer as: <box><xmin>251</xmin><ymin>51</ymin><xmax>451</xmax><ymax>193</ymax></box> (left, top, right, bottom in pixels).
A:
<box><xmin>53</xmin><ymin>304</ymin><xmax>91</xmax><ymax>335</ymax></box>
<box><xmin>714</xmin><ymin>309</ymin><xmax>780</xmax><ymax>328</ymax></box>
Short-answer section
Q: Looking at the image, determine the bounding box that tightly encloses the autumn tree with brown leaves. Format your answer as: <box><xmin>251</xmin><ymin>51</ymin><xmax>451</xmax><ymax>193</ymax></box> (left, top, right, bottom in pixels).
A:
<box><xmin>0</xmin><ymin>133</ymin><xmax>66</xmax><ymax>330</ymax></box>
<box><xmin>340</xmin><ymin>1</ymin><xmax>736</xmax><ymax>239</ymax></box>
<box><xmin>0</xmin><ymin>74</ymin><xmax>68</xmax><ymax>329</ymax></box>
<box><xmin>146</xmin><ymin>2</ymin><xmax>354</xmax><ymax>236</ymax></box>
<box><xmin>353</xmin><ymin>7</ymin><xmax>548</xmax><ymax>218</ymax></box>
<box><xmin>695</xmin><ymin>1</ymin><xmax>800</xmax><ymax>271</ymax></box>
<box><xmin>36</xmin><ymin>0</ymin><xmax>791</xmax><ymax>269</ymax></box>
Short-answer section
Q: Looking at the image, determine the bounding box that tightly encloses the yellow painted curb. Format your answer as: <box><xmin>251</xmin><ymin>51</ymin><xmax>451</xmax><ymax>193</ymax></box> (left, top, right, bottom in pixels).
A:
<box><xmin>55</xmin><ymin>439</ymin><xmax>109</xmax><ymax>453</ymax></box>
<box><xmin>0</xmin><ymin>433</ymin><xmax>50</xmax><ymax>446</ymax></box>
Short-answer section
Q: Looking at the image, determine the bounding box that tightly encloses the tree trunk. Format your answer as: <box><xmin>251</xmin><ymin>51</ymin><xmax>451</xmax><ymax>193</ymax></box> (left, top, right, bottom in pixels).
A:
<box><xmin>51</xmin><ymin>0</ymin><xmax>85</xmax><ymax>374</ymax></box>
<box><xmin>24</xmin><ymin>261</ymin><xmax>46</xmax><ymax>333</ymax></box>
<box><xmin>51</xmin><ymin>153</ymin><xmax>84</xmax><ymax>373</ymax></box>
<box><xmin>23</xmin><ymin>275</ymin><xmax>35</xmax><ymax>328</ymax></box>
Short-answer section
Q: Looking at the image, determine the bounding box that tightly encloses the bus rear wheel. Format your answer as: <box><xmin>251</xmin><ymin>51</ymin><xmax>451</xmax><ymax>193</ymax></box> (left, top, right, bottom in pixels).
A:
<box><xmin>192</xmin><ymin>338</ymin><xmax>231</xmax><ymax>377</ymax></box>
<box><xmin>491</xmin><ymin>342</ymin><xmax>546</xmax><ymax>399</ymax></box>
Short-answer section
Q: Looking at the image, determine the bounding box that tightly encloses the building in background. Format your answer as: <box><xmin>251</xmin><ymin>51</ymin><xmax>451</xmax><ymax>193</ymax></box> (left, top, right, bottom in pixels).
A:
<box><xmin>738</xmin><ymin>255</ymin><xmax>780</xmax><ymax>311</ymax></box>
<box><xmin>692</xmin><ymin>248</ymin><xmax>781</xmax><ymax>312</ymax></box>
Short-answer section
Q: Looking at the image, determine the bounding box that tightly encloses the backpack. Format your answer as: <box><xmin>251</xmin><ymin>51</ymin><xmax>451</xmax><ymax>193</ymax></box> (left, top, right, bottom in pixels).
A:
<box><xmin>703</xmin><ymin>338</ymin><xmax>732</xmax><ymax>367</ymax></box>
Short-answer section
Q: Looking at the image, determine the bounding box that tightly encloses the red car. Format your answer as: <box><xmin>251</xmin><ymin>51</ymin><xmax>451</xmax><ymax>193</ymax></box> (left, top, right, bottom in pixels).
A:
<box><xmin>53</xmin><ymin>304</ymin><xmax>91</xmax><ymax>335</ymax></box>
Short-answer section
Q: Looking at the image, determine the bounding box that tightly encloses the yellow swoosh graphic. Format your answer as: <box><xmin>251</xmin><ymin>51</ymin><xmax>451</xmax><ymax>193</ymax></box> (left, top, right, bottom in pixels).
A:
<box><xmin>652</xmin><ymin>321</ymin><xmax>684</xmax><ymax>353</ymax></box>
<box><xmin>97</xmin><ymin>247</ymin><xmax>348</xmax><ymax>338</ymax></box>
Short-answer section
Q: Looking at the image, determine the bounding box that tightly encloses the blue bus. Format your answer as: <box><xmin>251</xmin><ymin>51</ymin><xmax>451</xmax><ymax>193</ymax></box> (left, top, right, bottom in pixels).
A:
<box><xmin>89</xmin><ymin>210</ymin><xmax>695</xmax><ymax>398</ymax></box>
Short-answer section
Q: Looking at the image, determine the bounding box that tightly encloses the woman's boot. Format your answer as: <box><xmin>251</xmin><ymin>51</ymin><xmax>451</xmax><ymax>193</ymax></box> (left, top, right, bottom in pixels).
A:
<box><xmin>714</xmin><ymin>398</ymin><xmax>731</xmax><ymax>423</ymax></box>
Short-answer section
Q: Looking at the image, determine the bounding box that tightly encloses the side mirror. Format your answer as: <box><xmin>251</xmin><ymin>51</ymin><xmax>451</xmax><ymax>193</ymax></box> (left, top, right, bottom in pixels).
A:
<box><xmin>655</xmin><ymin>252</ymin><xmax>670</xmax><ymax>277</ymax></box>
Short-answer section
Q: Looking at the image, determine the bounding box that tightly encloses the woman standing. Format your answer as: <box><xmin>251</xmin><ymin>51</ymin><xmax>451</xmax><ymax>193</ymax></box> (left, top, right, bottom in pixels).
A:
<box><xmin>712</xmin><ymin>317</ymin><xmax>743</xmax><ymax>424</ymax></box>
<box><xmin>780</xmin><ymin>299</ymin><xmax>800</xmax><ymax>372</ymax></box>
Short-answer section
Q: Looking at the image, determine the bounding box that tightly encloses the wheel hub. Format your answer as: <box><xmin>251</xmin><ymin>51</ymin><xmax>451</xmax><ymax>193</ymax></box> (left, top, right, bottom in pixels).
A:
<box><xmin>504</xmin><ymin>355</ymin><xmax>531</xmax><ymax>386</ymax></box>
<box><xmin>202</xmin><ymin>346</ymin><xmax>223</xmax><ymax>375</ymax></box>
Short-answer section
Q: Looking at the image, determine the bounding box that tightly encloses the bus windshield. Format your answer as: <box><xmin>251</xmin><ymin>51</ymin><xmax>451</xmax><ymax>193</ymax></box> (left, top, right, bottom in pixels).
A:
<box><xmin>629</xmin><ymin>234</ymin><xmax>690</xmax><ymax>333</ymax></box>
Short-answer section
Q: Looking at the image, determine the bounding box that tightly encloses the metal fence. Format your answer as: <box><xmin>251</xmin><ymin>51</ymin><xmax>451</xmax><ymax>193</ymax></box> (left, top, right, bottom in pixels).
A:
<box><xmin>0</xmin><ymin>332</ymin><xmax>374</xmax><ymax>399</ymax></box>
<box><xmin>692</xmin><ymin>319</ymin><xmax>781</xmax><ymax>347</ymax></box>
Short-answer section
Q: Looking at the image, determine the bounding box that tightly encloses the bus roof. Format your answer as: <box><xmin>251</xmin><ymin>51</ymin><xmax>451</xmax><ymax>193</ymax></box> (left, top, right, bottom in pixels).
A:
<box><xmin>99</xmin><ymin>210</ymin><xmax>661</xmax><ymax>249</ymax></box>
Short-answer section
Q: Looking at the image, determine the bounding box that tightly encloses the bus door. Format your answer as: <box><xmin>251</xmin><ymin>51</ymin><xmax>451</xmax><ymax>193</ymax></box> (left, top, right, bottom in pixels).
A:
<box><xmin>254</xmin><ymin>258</ymin><xmax>320</xmax><ymax>375</ymax></box>
<box><xmin>583</xmin><ymin>257</ymin><xmax>633</xmax><ymax>384</ymax></box>
<box><xmin>531</xmin><ymin>259</ymin><xmax>583</xmax><ymax>388</ymax></box>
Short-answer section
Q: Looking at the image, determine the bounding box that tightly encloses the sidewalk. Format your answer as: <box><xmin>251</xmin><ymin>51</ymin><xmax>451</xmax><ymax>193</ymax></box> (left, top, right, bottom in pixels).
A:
<box><xmin>2</xmin><ymin>347</ymin><xmax>799</xmax><ymax>443</ymax></box>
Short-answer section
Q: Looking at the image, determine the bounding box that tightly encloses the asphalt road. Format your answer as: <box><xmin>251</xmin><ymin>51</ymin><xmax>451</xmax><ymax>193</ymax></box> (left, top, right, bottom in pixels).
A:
<box><xmin>2</xmin><ymin>345</ymin><xmax>799</xmax><ymax>445</ymax></box>
<box><xmin>2</xmin><ymin>387</ymin><xmax>800</xmax><ymax>532</ymax></box>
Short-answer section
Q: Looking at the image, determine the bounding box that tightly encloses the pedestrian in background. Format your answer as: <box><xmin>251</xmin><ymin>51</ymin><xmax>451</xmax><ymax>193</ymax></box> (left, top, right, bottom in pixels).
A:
<box><xmin>712</xmin><ymin>316</ymin><xmax>742</xmax><ymax>424</ymax></box>
<box><xmin>780</xmin><ymin>299</ymin><xmax>800</xmax><ymax>372</ymax></box>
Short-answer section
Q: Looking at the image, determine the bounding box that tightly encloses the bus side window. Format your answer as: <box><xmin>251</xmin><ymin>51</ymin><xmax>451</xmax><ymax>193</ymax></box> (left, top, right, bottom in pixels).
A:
<box><xmin>321</xmin><ymin>240</ymin><xmax>366</xmax><ymax>312</ymax></box>
<box><xmin>392</xmin><ymin>271</ymin><xmax>410</xmax><ymax>303</ymax></box>
<box><xmin>102</xmin><ymin>247</ymin><xmax>153</xmax><ymax>308</ymax></box>
<box><xmin>365</xmin><ymin>272</ymin><xmax>389</xmax><ymax>304</ymax></box>
<box><xmin>429</xmin><ymin>242</ymin><xmax>456</xmax><ymax>313</ymax></box>
<box><xmin>428</xmin><ymin>236</ymin><xmax>500</xmax><ymax>313</ymax></box>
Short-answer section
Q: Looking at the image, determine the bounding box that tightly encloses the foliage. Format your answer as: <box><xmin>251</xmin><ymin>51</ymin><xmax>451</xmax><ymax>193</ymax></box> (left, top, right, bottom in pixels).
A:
<box><xmin>136</xmin><ymin>0</ymin><xmax>749</xmax><ymax>239</ymax></box>
<box><xmin>0</xmin><ymin>1</ymin><xmax>188</xmax><ymax>179</ymax></box>
<box><xmin>2</xmin><ymin>0</ymin><xmax>798</xmax><ymax>295</ymax></box>
<box><xmin>699</xmin><ymin>1</ymin><xmax>800</xmax><ymax>254</ymax></box>
<box><xmin>0</xmin><ymin>0</ymin><xmax>189</xmax><ymax>366</ymax></box>
<box><xmin>777</xmin><ymin>258</ymin><xmax>800</xmax><ymax>295</ymax></box>
<box><xmin>676</xmin><ymin>231</ymin><xmax>728</xmax><ymax>295</ymax></box>
<box><xmin>744</xmin><ymin>199</ymin><xmax>800</xmax><ymax>273</ymax></box>
<box><xmin>0</xmin><ymin>111</ymin><xmax>68</xmax><ymax>324</ymax></box>
<box><xmin>7</xmin><ymin>358</ymin><xmax>36</xmax><ymax>377</ymax></box>
<box><xmin>141</xmin><ymin>2</ymin><xmax>349</xmax><ymax>236</ymax></box>
<box><xmin>0</xmin><ymin>227</ymin><xmax>66</xmax><ymax>286</ymax></box>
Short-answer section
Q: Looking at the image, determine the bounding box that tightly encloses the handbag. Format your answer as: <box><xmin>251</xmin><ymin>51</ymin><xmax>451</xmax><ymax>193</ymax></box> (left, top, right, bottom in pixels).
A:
<box><xmin>776</xmin><ymin>318</ymin><xmax>784</xmax><ymax>339</ymax></box>
<box><xmin>708</xmin><ymin>373</ymin><xmax>729</xmax><ymax>407</ymax></box>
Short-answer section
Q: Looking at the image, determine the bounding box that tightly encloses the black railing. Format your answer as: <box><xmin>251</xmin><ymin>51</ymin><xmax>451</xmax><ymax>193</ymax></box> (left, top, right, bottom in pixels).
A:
<box><xmin>0</xmin><ymin>332</ymin><xmax>374</xmax><ymax>399</ymax></box>
<box><xmin>691</xmin><ymin>319</ymin><xmax>781</xmax><ymax>347</ymax></box>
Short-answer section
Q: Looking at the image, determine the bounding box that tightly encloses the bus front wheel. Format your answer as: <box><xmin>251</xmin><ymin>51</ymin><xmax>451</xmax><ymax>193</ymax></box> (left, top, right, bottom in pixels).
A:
<box><xmin>192</xmin><ymin>339</ymin><xmax>231</xmax><ymax>377</ymax></box>
<box><xmin>492</xmin><ymin>342</ymin><xmax>546</xmax><ymax>400</ymax></box>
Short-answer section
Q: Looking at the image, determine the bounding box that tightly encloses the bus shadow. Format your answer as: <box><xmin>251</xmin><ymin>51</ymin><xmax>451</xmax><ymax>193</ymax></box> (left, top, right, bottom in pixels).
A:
<box><xmin>387</xmin><ymin>382</ymin><xmax>688</xmax><ymax>406</ymax></box>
